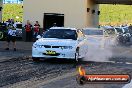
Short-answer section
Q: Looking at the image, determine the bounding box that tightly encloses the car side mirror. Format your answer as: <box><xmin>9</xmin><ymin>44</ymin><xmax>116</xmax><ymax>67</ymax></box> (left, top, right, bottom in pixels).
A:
<box><xmin>36</xmin><ymin>35</ymin><xmax>41</xmax><ymax>39</ymax></box>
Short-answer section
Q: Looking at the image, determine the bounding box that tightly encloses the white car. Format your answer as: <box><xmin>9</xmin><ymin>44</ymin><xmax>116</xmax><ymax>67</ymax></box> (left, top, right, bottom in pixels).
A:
<box><xmin>83</xmin><ymin>28</ymin><xmax>104</xmax><ymax>47</ymax></box>
<box><xmin>83</xmin><ymin>28</ymin><xmax>115</xmax><ymax>48</ymax></box>
<box><xmin>32</xmin><ymin>27</ymin><xmax>88</xmax><ymax>61</ymax></box>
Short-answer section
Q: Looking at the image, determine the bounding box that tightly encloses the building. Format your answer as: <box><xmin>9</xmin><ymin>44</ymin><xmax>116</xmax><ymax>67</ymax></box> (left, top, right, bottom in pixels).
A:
<box><xmin>0</xmin><ymin>0</ymin><xmax>132</xmax><ymax>29</ymax></box>
<box><xmin>23</xmin><ymin>0</ymin><xmax>99</xmax><ymax>29</ymax></box>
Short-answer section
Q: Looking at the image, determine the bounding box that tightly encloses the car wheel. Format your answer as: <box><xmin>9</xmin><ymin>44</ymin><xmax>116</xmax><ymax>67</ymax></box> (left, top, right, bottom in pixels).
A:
<box><xmin>32</xmin><ymin>57</ymin><xmax>40</xmax><ymax>62</ymax></box>
<box><xmin>75</xmin><ymin>48</ymin><xmax>79</xmax><ymax>62</ymax></box>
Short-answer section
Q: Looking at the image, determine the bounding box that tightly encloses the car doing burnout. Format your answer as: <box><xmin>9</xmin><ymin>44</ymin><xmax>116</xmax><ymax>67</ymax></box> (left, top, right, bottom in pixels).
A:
<box><xmin>32</xmin><ymin>27</ymin><xmax>88</xmax><ymax>61</ymax></box>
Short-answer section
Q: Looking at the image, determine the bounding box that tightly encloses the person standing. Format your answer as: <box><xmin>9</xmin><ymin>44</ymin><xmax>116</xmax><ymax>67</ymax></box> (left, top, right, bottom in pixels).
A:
<box><xmin>24</xmin><ymin>20</ymin><xmax>32</xmax><ymax>42</ymax></box>
<box><xmin>33</xmin><ymin>21</ymin><xmax>40</xmax><ymax>41</ymax></box>
<box><xmin>53</xmin><ymin>23</ymin><xmax>57</xmax><ymax>27</ymax></box>
<box><xmin>5</xmin><ymin>24</ymin><xmax>16</xmax><ymax>51</ymax></box>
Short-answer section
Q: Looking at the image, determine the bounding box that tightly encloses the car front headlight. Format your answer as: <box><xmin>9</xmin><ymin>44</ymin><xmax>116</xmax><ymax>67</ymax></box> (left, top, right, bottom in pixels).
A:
<box><xmin>33</xmin><ymin>43</ymin><xmax>38</xmax><ymax>48</ymax></box>
<box><xmin>33</xmin><ymin>43</ymin><xmax>42</xmax><ymax>48</ymax></box>
<box><xmin>61</xmin><ymin>46</ymin><xmax>73</xmax><ymax>49</ymax></box>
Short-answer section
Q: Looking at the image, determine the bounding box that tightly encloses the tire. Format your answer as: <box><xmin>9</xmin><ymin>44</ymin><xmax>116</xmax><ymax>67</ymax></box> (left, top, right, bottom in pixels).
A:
<box><xmin>32</xmin><ymin>57</ymin><xmax>40</xmax><ymax>62</ymax></box>
<box><xmin>75</xmin><ymin>48</ymin><xmax>79</xmax><ymax>62</ymax></box>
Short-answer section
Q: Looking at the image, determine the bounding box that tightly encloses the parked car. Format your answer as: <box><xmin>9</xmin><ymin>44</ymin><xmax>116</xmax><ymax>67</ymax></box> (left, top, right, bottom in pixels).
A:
<box><xmin>114</xmin><ymin>27</ymin><xmax>132</xmax><ymax>45</ymax></box>
<box><xmin>13</xmin><ymin>22</ymin><xmax>22</xmax><ymax>38</ymax></box>
<box><xmin>32</xmin><ymin>27</ymin><xmax>88</xmax><ymax>62</ymax></box>
<box><xmin>101</xmin><ymin>26</ymin><xmax>116</xmax><ymax>37</ymax></box>
<box><xmin>0</xmin><ymin>22</ymin><xmax>8</xmax><ymax>41</ymax></box>
<box><xmin>114</xmin><ymin>27</ymin><xmax>124</xmax><ymax>34</ymax></box>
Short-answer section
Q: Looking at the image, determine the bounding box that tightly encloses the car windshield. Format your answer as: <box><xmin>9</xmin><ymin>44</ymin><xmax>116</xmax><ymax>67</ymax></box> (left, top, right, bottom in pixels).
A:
<box><xmin>43</xmin><ymin>29</ymin><xmax>77</xmax><ymax>40</ymax></box>
<box><xmin>123</xmin><ymin>27</ymin><xmax>129</xmax><ymax>33</ymax></box>
<box><xmin>104</xmin><ymin>28</ymin><xmax>115</xmax><ymax>35</ymax></box>
<box><xmin>84</xmin><ymin>30</ymin><xmax>103</xmax><ymax>35</ymax></box>
<box><xmin>115</xmin><ymin>28</ymin><xmax>123</xmax><ymax>33</ymax></box>
<box><xmin>16</xmin><ymin>24</ymin><xmax>22</xmax><ymax>29</ymax></box>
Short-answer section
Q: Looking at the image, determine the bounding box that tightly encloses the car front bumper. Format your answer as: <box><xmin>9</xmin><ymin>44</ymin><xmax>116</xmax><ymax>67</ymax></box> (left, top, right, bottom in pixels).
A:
<box><xmin>32</xmin><ymin>47</ymin><xmax>76</xmax><ymax>59</ymax></box>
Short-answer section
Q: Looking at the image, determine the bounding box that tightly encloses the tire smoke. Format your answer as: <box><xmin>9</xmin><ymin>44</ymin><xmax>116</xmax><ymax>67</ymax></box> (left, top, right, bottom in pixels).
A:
<box><xmin>83</xmin><ymin>36</ymin><xmax>125</xmax><ymax>62</ymax></box>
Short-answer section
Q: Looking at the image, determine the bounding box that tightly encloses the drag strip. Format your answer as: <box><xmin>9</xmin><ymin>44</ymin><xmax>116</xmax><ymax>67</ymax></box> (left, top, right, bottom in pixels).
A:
<box><xmin>0</xmin><ymin>57</ymin><xmax>132</xmax><ymax>88</ymax></box>
<box><xmin>0</xmin><ymin>57</ymin><xmax>76</xmax><ymax>87</ymax></box>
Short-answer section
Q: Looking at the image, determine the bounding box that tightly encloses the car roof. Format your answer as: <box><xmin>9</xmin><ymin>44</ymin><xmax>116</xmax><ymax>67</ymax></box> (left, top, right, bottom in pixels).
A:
<box><xmin>114</xmin><ymin>27</ymin><xmax>122</xmax><ymax>29</ymax></box>
<box><xmin>83</xmin><ymin>27</ymin><xmax>103</xmax><ymax>31</ymax></box>
<box><xmin>49</xmin><ymin>27</ymin><xmax>77</xmax><ymax>30</ymax></box>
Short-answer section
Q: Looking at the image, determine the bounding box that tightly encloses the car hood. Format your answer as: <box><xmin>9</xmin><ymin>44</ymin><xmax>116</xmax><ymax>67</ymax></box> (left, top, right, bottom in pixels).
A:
<box><xmin>35</xmin><ymin>38</ymin><xmax>77</xmax><ymax>46</ymax></box>
<box><xmin>16</xmin><ymin>28</ymin><xmax>22</xmax><ymax>32</ymax></box>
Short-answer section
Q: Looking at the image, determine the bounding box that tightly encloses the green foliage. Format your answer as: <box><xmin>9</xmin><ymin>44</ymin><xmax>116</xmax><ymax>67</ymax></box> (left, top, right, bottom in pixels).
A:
<box><xmin>2</xmin><ymin>3</ymin><xmax>23</xmax><ymax>22</ymax></box>
<box><xmin>2</xmin><ymin>4</ymin><xmax>132</xmax><ymax>25</ymax></box>
<box><xmin>99</xmin><ymin>4</ymin><xmax>132</xmax><ymax>25</ymax></box>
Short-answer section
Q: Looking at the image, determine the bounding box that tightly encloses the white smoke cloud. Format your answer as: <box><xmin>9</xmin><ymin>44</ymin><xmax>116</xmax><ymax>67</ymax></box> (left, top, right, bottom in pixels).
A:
<box><xmin>83</xmin><ymin>36</ymin><xmax>120</xmax><ymax>62</ymax></box>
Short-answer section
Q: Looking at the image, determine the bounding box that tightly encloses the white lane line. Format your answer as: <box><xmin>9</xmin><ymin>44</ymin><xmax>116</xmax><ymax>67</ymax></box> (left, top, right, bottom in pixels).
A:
<box><xmin>126</xmin><ymin>62</ymin><xmax>132</xmax><ymax>65</ymax></box>
<box><xmin>116</xmin><ymin>62</ymin><xmax>124</xmax><ymax>64</ymax></box>
<box><xmin>103</xmin><ymin>61</ymin><xmax>116</xmax><ymax>63</ymax></box>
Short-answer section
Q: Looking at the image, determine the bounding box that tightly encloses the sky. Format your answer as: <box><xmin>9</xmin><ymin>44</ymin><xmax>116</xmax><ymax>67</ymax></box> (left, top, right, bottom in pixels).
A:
<box><xmin>5</xmin><ymin>0</ymin><xmax>18</xmax><ymax>1</ymax></box>
<box><xmin>4</xmin><ymin>0</ymin><xmax>22</xmax><ymax>3</ymax></box>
